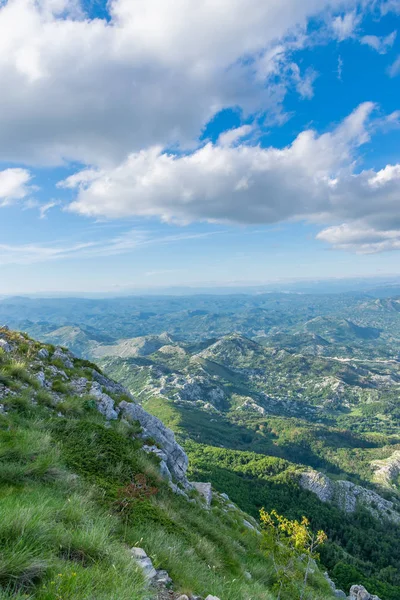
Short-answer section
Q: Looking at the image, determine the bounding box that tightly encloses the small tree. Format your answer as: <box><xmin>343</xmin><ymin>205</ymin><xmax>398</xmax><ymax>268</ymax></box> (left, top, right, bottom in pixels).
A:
<box><xmin>260</xmin><ymin>508</ymin><xmax>327</xmax><ymax>600</ymax></box>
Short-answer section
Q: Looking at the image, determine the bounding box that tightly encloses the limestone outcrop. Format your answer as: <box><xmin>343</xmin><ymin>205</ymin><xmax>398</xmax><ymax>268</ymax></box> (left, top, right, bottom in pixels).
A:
<box><xmin>371</xmin><ymin>450</ymin><xmax>400</xmax><ymax>487</ymax></box>
<box><xmin>119</xmin><ymin>400</ymin><xmax>189</xmax><ymax>487</ymax></box>
<box><xmin>300</xmin><ymin>469</ymin><xmax>400</xmax><ymax>523</ymax></box>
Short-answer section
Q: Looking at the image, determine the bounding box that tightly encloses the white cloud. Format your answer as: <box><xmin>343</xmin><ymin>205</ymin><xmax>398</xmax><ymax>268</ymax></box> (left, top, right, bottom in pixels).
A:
<box><xmin>388</xmin><ymin>55</ymin><xmax>400</xmax><ymax>77</ymax></box>
<box><xmin>289</xmin><ymin>64</ymin><xmax>318</xmax><ymax>99</ymax></box>
<box><xmin>0</xmin><ymin>168</ymin><xmax>33</xmax><ymax>206</ymax></box>
<box><xmin>0</xmin><ymin>229</ymin><xmax>221</xmax><ymax>265</ymax></box>
<box><xmin>61</xmin><ymin>103</ymin><xmax>400</xmax><ymax>253</ymax></box>
<box><xmin>39</xmin><ymin>200</ymin><xmax>60</xmax><ymax>219</ymax></box>
<box><xmin>317</xmin><ymin>225</ymin><xmax>400</xmax><ymax>253</ymax></box>
<box><xmin>361</xmin><ymin>31</ymin><xmax>396</xmax><ymax>53</ymax></box>
<box><xmin>331</xmin><ymin>11</ymin><xmax>360</xmax><ymax>41</ymax></box>
<box><xmin>218</xmin><ymin>126</ymin><xmax>253</xmax><ymax>147</ymax></box>
<box><xmin>0</xmin><ymin>0</ymin><xmax>359</xmax><ymax>166</ymax></box>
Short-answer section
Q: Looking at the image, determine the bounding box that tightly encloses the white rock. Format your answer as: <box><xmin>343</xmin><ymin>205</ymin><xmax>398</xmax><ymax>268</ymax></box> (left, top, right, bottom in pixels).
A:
<box><xmin>0</xmin><ymin>339</ymin><xmax>11</xmax><ymax>353</ymax></box>
<box><xmin>36</xmin><ymin>371</ymin><xmax>46</xmax><ymax>387</ymax></box>
<box><xmin>120</xmin><ymin>400</ymin><xmax>189</xmax><ymax>486</ymax></box>
<box><xmin>205</xmin><ymin>596</ymin><xmax>221</xmax><ymax>600</ymax></box>
<box><xmin>37</xmin><ymin>348</ymin><xmax>49</xmax><ymax>359</ymax></box>
<box><xmin>90</xmin><ymin>381</ymin><xmax>118</xmax><ymax>420</ymax></box>
<box><xmin>349</xmin><ymin>585</ymin><xmax>381</xmax><ymax>600</ymax></box>
<box><xmin>130</xmin><ymin>547</ymin><xmax>157</xmax><ymax>580</ymax></box>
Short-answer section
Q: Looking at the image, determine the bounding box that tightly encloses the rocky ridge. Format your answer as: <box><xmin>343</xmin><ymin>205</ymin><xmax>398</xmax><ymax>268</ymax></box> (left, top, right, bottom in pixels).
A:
<box><xmin>300</xmin><ymin>469</ymin><xmax>400</xmax><ymax>523</ymax></box>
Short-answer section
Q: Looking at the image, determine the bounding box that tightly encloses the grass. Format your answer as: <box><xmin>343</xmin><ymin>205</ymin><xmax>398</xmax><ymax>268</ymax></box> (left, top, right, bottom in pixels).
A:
<box><xmin>0</xmin><ymin>329</ymin><xmax>337</xmax><ymax>600</ymax></box>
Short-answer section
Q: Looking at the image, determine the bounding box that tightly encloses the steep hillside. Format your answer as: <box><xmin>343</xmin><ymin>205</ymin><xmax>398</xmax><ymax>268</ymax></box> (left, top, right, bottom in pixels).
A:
<box><xmin>0</xmin><ymin>327</ymin><xmax>338</xmax><ymax>600</ymax></box>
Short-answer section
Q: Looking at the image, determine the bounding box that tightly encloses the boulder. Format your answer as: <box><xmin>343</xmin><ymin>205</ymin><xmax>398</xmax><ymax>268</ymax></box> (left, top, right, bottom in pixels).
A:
<box><xmin>119</xmin><ymin>400</ymin><xmax>189</xmax><ymax>486</ymax></box>
<box><xmin>205</xmin><ymin>596</ymin><xmax>221</xmax><ymax>600</ymax></box>
<box><xmin>349</xmin><ymin>585</ymin><xmax>381</xmax><ymax>600</ymax></box>
<box><xmin>130</xmin><ymin>547</ymin><xmax>157</xmax><ymax>580</ymax></box>
<box><xmin>153</xmin><ymin>570</ymin><xmax>172</xmax><ymax>585</ymax></box>
<box><xmin>0</xmin><ymin>339</ymin><xmax>11</xmax><ymax>353</ymax></box>
<box><xmin>37</xmin><ymin>348</ymin><xmax>49</xmax><ymax>360</ymax></box>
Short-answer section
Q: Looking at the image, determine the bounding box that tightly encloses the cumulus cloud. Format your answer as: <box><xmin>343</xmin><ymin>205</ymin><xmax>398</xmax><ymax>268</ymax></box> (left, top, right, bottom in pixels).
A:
<box><xmin>0</xmin><ymin>168</ymin><xmax>33</xmax><ymax>206</ymax></box>
<box><xmin>61</xmin><ymin>103</ymin><xmax>400</xmax><ymax>253</ymax></box>
<box><xmin>317</xmin><ymin>225</ymin><xmax>400</xmax><ymax>253</ymax></box>
<box><xmin>0</xmin><ymin>0</ymin><xmax>359</xmax><ymax>166</ymax></box>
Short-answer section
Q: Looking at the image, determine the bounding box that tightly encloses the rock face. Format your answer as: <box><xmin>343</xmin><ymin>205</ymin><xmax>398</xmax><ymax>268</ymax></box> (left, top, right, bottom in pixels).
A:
<box><xmin>349</xmin><ymin>584</ymin><xmax>381</xmax><ymax>600</ymax></box>
<box><xmin>372</xmin><ymin>450</ymin><xmax>400</xmax><ymax>487</ymax></box>
<box><xmin>90</xmin><ymin>381</ymin><xmax>119</xmax><ymax>420</ymax></box>
<box><xmin>119</xmin><ymin>400</ymin><xmax>189</xmax><ymax>486</ymax></box>
<box><xmin>300</xmin><ymin>469</ymin><xmax>400</xmax><ymax>523</ymax></box>
<box><xmin>192</xmin><ymin>482</ymin><xmax>212</xmax><ymax>506</ymax></box>
<box><xmin>92</xmin><ymin>369</ymin><xmax>129</xmax><ymax>396</ymax></box>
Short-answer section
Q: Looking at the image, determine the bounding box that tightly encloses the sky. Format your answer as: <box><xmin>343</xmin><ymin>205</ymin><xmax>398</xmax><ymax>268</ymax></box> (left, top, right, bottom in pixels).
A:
<box><xmin>1</xmin><ymin>0</ymin><xmax>400</xmax><ymax>294</ymax></box>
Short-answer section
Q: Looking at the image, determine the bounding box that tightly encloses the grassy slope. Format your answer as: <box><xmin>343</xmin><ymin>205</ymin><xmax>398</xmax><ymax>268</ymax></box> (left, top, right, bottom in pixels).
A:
<box><xmin>0</xmin><ymin>328</ymin><xmax>335</xmax><ymax>600</ymax></box>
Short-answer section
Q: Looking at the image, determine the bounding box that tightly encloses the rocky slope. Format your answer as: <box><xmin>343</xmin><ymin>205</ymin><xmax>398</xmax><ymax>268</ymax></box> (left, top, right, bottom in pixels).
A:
<box><xmin>0</xmin><ymin>326</ymin><xmax>342</xmax><ymax>600</ymax></box>
<box><xmin>299</xmin><ymin>470</ymin><xmax>400</xmax><ymax>524</ymax></box>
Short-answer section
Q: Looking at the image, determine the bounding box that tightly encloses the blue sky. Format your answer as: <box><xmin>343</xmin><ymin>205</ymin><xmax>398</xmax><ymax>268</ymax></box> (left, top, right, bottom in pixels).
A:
<box><xmin>1</xmin><ymin>0</ymin><xmax>400</xmax><ymax>294</ymax></box>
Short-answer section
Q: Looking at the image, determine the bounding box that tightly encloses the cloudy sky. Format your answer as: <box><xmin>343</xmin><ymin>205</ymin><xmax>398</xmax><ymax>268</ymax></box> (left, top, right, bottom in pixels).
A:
<box><xmin>1</xmin><ymin>0</ymin><xmax>400</xmax><ymax>294</ymax></box>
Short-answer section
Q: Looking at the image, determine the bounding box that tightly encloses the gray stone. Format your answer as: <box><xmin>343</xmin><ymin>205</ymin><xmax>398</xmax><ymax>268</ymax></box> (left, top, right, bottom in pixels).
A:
<box><xmin>37</xmin><ymin>348</ymin><xmax>49</xmax><ymax>360</ymax></box>
<box><xmin>205</xmin><ymin>596</ymin><xmax>221</xmax><ymax>600</ymax></box>
<box><xmin>71</xmin><ymin>377</ymin><xmax>90</xmax><ymax>394</ymax></box>
<box><xmin>176</xmin><ymin>596</ymin><xmax>189</xmax><ymax>600</ymax></box>
<box><xmin>154</xmin><ymin>570</ymin><xmax>172</xmax><ymax>585</ymax></box>
<box><xmin>159</xmin><ymin>459</ymin><xmax>172</xmax><ymax>481</ymax></box>
<box><xmin>0</xmin><ymin>339</ymin><xmax>11</xmax><ymax>353</ymax></box>
<box><xmin>90</xmin><ymin>381</ymin><xmax>118</xmax><ymax>420</ymax></box>
<box><xmin>244</xmin><ymin>571</ymin><xmax>252</xmax><ymax>580</ymax></box>
<box><xmin>120</xmin><ymin>400</ymin><xmax>189</xmax><ymax>486</ymax></box>
<box><xmin>192</xmin><ymin>482</ymin><xmax>212</xmax><ymax>507</ymax></box>
<box><xmin>130</xmin><ymin>547</ymin><xmax>157</xmax><ymax>580</ymax></box>
<box><xmin>300</xmin><ymin>469</ymin><xmax>400</xmax><ymax>524</ymax></box>
<box><xmin>169</xmin><ymin>481</ymin><xmax>189</xmax><ymax>499</ymax></box>
<box><xmin>53</xmin><ymin>348</ymin><xmax>74</xmax><ymax>369</ymax></box>
<box><xmin>92</xmin><ymin>369</ymin><xmax>130</xmax><ymax>396</ymax></box>
<box><xmin>349</xmin><ymin>585</ymin><xmax>381</xmax><ymax>600</ymax></box>
<box><xmin>220</xmin><ymin>492</ymin><xmax>229</xmax><ymax>501</ymax></box>
<box><xmin>36</xmin><ymin>371</ymin><xmax>46</xmax><ymax>387</ymax></box>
